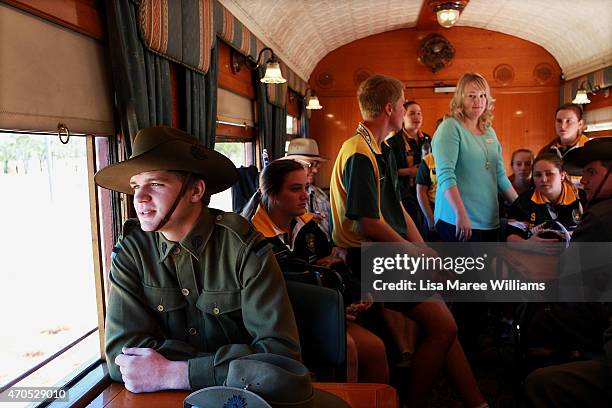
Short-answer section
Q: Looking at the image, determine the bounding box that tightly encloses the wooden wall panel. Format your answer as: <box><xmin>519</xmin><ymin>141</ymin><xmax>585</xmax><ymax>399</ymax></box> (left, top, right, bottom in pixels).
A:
<box><xmin>287</xmin><ymin>90</ymin><xmax>300</xmax><ymax>118</ymax></box>
<box><xmin>309</xmin><ymin>27</ymin><xmax>563</xmax><ymax>187</ymax></box>
<box><xmin>584</xmin><ymin>88</ymin><xmax>612</xmax><ymax>112</ymax></box>
<box><xmin>5</xmin><ymin>0</ymin><xmax>104</xmax><ymax>40</ymax></box>
<box><xmin>218</xmin><ymin>41</ymin><xmax>255</xmax><ymax>99</ymax></box>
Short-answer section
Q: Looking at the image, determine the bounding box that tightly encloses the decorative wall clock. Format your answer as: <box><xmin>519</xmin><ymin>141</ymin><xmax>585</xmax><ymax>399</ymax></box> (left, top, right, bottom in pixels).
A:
<box><xmin>418</xmin><ymin>34</ymin><xmax>455</xmax><ymax>73</ymax></box>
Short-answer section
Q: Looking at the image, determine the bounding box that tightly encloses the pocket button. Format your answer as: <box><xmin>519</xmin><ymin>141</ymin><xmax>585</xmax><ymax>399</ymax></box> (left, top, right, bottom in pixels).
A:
<box><xmin>212</xmin><ymin>307</ymin><xmax>220</xmax><ymax>315</ymax></box>
<box><xmin>157</xmin><ymin>305</ymin><xmax>164</xmax><ymax>312</ymax></box>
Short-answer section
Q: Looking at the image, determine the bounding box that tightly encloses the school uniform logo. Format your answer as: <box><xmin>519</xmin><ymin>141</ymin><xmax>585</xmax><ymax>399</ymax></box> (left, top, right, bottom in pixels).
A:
<box><xmin>572</xmin><ymin>208</ymin><xmax>582</xmax><ymax>224</ymax></box>
<box><xmin>305</xmin><ymin>233</ymin><xmax>316</xmax><ymax>253</ymax></box>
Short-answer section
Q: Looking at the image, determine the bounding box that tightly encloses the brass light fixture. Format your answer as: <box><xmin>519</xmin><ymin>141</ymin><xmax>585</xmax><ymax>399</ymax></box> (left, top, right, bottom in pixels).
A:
<box><xmin>231</xmin><ymin>47</ymin><xmax>287</xmax><ymax>84</ymax></box>
<box><xmin>305</xmin><ymin>89</ymin><xmax>323</xmax><ymax>110</ymax></box>
<box><xmin>572</xmin><ymin>81</ymin><xmax>595</xmax><ymax>105</ymax></box>
<box><xmin>428</xmin><ymin>0</ymin><xmax>468</xmax><ymax>28</ymax></box>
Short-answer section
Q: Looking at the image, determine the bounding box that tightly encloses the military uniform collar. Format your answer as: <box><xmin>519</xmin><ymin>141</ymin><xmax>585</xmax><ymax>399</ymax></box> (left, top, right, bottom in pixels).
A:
<box><xmin>157</xmin><ymin>208</ymin><xmax>214</xmax><ymax>262</ymax></box>
<box><xmin>252</xmin><ymin>204</ymin><xmax>314</xmax><ymax>239</ymax></box>
<box><xmin>531</xmin><ymin>182</ymin><xmax>578</xmax><ymax>206</ymax></box>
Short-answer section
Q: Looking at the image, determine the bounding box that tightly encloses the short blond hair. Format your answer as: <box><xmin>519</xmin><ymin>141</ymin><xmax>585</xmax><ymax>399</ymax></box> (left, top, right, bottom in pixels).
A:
<box><xmin>448</xmin><ymin>72</ymin><xmax>495</xmax><ymax>131</ymax></box>
<box><xmin>357</xmin><ymin>74</ymin><xmax>404</xmax><ymax>121</ymax></box>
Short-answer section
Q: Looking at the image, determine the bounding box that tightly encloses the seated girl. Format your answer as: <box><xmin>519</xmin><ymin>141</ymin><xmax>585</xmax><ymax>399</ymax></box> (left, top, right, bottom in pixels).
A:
<box><xmin>507</xmin><ymin>153</ymin><xmax>584</xmax><ymax>243</ymax></box>
<box><xmin>506</xmin><ymin>154</ymin><xmax>607</xmax><ymax>366</ymax></box>
<box><xmin>241</xmin><ymin>159</ymin><xmax>388</xmax><ymax>383</ymax></box>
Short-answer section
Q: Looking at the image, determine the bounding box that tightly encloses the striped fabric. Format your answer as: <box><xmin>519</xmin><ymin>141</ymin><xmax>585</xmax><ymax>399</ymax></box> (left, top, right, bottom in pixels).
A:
<box><xmin>138</xmin><ymin>0</ymin><xmax>308</xmax><ymax>103</ymax></box>
<box><xmin>213</xmin><ymin>0</ymin><xmax>264</xmax><ymax>60</ymax></box>
<box><xmin>212</xmin><ymin>0</ymin><xmax>308</xmax><ymax>99</ymax></box>
<box><xmin>560</xmin><ymin>65</ymin><xmax>612</xmax><ymax>104</ymax></box>
<box><xmin>139</xmin><ymin>0</ymin><xmax>214</xmax><ymax>75</ymax></box>
<box><xmin>266</xmin><ymin>62</ymin><xmax>288</xmax><ymax>108</ymax></box>
<box><xmin>285</xmin><ymin>63</ymin><xmax>307</xmax><ymax>95</ymax></box>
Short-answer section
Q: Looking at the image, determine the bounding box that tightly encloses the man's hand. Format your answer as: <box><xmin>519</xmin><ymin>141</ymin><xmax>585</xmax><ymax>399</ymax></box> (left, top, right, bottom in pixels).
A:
<box><xmin>345</xmin><ymin>293</ymin><xmax>374</xmax><ymax>321</ymax></box>
<box><xmin>115</xmin><ymin>347</ymin><xmax>189</xmax><ymax>393</ymax></box>
<box><xmin>316</xmin><ymin>246</ymin><xmax>347</xmax><ymax>268</ymax></box>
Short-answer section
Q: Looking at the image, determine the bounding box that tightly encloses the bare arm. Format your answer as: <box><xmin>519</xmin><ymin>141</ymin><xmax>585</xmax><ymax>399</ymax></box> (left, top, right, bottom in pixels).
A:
<box><xmin>398</xmin><ymin>166</ymin><xmax>418</xmax><ymax>178</ymax></box>
<box><xmin>501</xmin><ymin>185</ymin><xmax>518</xmax><ymax>205</ymax></box>
<box><xmin>506</xmin><ymin>234</ymin><xmax>526</xmax><ymax>243</ymax></box>
<box><xmin>359</xmin><ymin>217</ymin><xmax>408</xmax><ymax>243</ymax></box>
<box><xmin>401</xmin><ymin>202</ymin><xmax>424</xmax><ymax>243</ymax></box>
<box><xmin>416</xmin><ymin>185</ymin><xmax>435</xmax><ymax>231</ymax></box>
<box><xmin>443</xmin><ymin>186</ymin><xmax>471</xmax><ymax>241</ymax></box>
<box><xmin>358</xmin><ymin>214</ymin><xmax>426</xmax><ymax>258</ymax></box>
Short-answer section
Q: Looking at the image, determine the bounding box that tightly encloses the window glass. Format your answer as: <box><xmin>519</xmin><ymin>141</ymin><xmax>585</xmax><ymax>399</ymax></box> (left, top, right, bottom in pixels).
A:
<box><xmin>210</xmin><ymin>142</ymin><xmax>253</xmax><ymax>212</ymax></box>
<box><xmin>286</xmin><ymin>115</ymin><xmax>298</xmax><ymax>135</ymax></box>
<box><xmin>0</xmin><ymin>132</ymin><xmax>108</xmax><ymax>397</ymax></box>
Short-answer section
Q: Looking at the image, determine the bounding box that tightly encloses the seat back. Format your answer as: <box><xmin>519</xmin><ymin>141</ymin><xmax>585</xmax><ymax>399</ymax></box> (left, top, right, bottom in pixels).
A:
<box><xmin>286</xmin><ymin>281</ymin><xmax>346</xmax><ymax>381</ymax></box>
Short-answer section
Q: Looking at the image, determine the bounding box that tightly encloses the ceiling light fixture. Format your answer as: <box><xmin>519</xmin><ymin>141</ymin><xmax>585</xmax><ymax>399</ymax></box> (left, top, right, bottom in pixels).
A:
<box><xmin>572</xmin><ymin>81</ymin><xmax>596</xmax><ymax>105</ymax></box>
<box><xmin>428</xmin><ymin>0</ymin><xmax>468</xmax><ymax>28</ymax></box>
<box><xmin>305</xmin><ymin>89</ymin><xmax>323</xmax><ymax>110</ymax></box>
<box><xmin>231</xmin><ymin>47</ymin><xmax>287</xmax><ymax>84</ymax></box>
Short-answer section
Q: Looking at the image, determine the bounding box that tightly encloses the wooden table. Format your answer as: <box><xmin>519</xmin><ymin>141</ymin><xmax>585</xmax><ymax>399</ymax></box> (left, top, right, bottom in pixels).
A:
<box><xmin>90</xmin><ymin>382</ymin><xmax>398</xmax><ymax>408</ymax></box>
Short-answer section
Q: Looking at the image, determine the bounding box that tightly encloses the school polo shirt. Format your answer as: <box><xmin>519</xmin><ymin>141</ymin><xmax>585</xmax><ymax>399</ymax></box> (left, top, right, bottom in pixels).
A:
<box><xmin>416</xmin><ymin>153</ymin><xmax>437</xmax><ymax>203</ymax></box>
<box><xmin>330</xmin><ymin>123</ymin><xmax>407</xmax><ymax>248</ymax></box>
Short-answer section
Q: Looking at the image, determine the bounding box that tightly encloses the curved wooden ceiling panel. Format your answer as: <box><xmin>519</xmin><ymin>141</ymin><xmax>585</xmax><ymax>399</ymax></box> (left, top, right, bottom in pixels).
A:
<box><xmin>220</xmin><ymin>0</ymin><xmax>612</xmax><ymax>81</ymax></box>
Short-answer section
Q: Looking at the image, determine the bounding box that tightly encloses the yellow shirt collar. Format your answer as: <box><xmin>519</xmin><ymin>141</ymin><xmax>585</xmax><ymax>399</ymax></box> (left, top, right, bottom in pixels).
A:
<box><xmin>531</xmin><ymin>182</ymin><xmax>578</xmax><ymax>206</ymax></box>
<box><xmin>251</xmin><ymin>204</ymin><xmax>314</xmax><ymax>238</ymax></box>
<box><xmin>554</xmin><ymin>134</ymin><xmax>589</xmax><ymax>149</ymax></box>
<box><xmin>357</xmin><ymin>122</ymin><xmax>382</xmax><ymax>155</ymax></box>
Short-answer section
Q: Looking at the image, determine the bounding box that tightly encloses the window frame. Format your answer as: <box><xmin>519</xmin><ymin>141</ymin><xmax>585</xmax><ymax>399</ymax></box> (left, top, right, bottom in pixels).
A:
<box><xmin>0</xmin><ymin>130</ymin><xmax>113</xmax><ymax>406</ymax></box>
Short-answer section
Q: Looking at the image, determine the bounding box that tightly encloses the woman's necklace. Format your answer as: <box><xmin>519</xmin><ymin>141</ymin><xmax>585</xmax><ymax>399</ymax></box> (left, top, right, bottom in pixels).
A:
<box><xmin>474</xmin><ymin>135</ymin><xmax>490</xmax><ymax>170</ymax></box>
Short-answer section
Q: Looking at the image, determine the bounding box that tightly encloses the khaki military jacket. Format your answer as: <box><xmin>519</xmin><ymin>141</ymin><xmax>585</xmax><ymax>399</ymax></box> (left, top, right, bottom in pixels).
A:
<box><xmin>104</xmin><ymin>208</ymin><xmax>300</xmax><ymax>390</ymax></box>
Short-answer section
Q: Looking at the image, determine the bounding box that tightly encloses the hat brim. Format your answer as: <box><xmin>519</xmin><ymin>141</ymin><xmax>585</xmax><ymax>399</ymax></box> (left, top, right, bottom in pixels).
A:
<box><xmin>184</xmin><ymin>386</ymin><xmax>271</xmax><ymax>408</ymax></box>
<box><xmin>563</xmin><ymin>137</ymin><xmax>612</xmax><ymax>176</ymax></box>
<box><xmin>282</xmin><ymin>154</ymin><xmax>328</xmax><ymax>162</ymax></box>
<box><xmin>94</xmin><ymin>139</ymin><xmax>237</xmax><ymax>195</ymax></box>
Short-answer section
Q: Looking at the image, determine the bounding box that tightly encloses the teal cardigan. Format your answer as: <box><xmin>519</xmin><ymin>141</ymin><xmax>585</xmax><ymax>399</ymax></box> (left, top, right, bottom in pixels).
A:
<box><xmin>432</xmin><ymin>117</ymin><xmax>512</xmax><ymax>230</ymax></box>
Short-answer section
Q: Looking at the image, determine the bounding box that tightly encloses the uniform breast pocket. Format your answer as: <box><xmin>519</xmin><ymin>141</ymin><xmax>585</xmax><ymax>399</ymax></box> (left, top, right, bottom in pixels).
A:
<box><xmin>143</xmin><ymin>285</ymin><xmax>188</xmax><ymax>338</ymax></box>
<box><xmin>196</xmin><ymin>290</ymin><xmax>245</xmax><ymax>346</ymax></box>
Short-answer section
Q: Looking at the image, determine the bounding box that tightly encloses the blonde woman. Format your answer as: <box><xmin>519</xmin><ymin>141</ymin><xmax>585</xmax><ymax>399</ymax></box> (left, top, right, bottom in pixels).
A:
<box><xmin>432</xmin><ymin>72</ymin><xmax>517</xmax><ymax>242</ymax></box>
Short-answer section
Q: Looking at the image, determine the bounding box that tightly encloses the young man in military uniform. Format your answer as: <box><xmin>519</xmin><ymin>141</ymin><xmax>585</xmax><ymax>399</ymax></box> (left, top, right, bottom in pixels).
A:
<box><xmin>95</xmin><ymin>126</ymin><xmax>300</xmax><ymax>393</ymax></box>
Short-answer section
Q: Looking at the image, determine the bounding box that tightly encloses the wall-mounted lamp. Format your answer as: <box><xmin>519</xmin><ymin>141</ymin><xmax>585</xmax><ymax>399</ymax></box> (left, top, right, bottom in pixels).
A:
<box><xmin>428</xmin><ymin>0</ymin><xmax>468</xmax><ymax>28</ymax></box>
<box><xmin>231</xmin><ymin>47</ymin><xmax>287</xmax><ymax>84</ymax></box>
<box><xmin>305</xmin><ymin>89</ymin><xmax>323</xmax><ymax>110</ymax></box>
<box><xmin>572</xmin><ymin>81</ymin><xmax>596</xmax><ymax>104</ymax></box>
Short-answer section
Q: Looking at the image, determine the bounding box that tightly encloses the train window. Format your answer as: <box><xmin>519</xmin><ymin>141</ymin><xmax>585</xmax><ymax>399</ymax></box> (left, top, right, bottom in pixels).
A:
<box><xmin>285</xmin><ymin>115</ymin><xmax>299</xmax><ymax>154</ymax></box>
<box><xmin>0</xmin><ymin>131</ymin><xmax>110</xmax><ymax>398</ymax></box>
<box><xmin>286</xmin><ymin>115</ymin><xmax>298</xmax><ymax>137</ymax></box>
<box><xmin>209</xmin><ymin>141</ymin><xmax>254</xmax><ymax>211</ymax></box>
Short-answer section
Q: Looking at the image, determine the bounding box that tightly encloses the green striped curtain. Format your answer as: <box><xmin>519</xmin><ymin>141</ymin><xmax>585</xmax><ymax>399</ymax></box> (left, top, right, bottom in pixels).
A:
<box><xmin>560</xmin><ymin>65</ymin><xmax>612</xmax><ymax>104</ymax></box>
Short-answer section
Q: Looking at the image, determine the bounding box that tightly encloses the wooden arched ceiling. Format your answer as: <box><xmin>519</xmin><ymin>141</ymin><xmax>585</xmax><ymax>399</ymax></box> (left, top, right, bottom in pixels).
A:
<box><xmin>220</xmin><ymin>0</ymin><xmax>612</xmax><ymax>81</ymax></box>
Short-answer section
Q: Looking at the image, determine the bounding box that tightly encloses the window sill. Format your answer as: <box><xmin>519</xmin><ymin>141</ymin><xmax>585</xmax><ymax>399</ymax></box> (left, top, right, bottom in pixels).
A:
<box><xmin>43</xmin><ymin>360</ymin><xmax>111</xmax><ymax>408</ymax></box>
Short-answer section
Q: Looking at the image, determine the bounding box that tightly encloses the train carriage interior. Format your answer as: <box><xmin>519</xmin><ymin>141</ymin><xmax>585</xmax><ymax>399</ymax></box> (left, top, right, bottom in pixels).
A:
<box><xmin>1</xmin><ymin>0</ymin><xmax>611</xmax><ymax>407</ymax></box>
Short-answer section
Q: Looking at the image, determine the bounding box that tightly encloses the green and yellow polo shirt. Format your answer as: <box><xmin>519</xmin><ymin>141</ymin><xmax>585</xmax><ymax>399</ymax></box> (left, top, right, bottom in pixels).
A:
<box><xmin>506</xmin><ymin>182</ymin><xmax>584</xmax><ymax>240</ymax></box>
<box><xmin>330</xmin><ymin>123</ymin><xmax>407</xmax><ymax>248</ymax></box>
<box><xmin>416</xmin><ymin>153</ymin><xmax>437</xmax><ymax>203</ymax></box>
